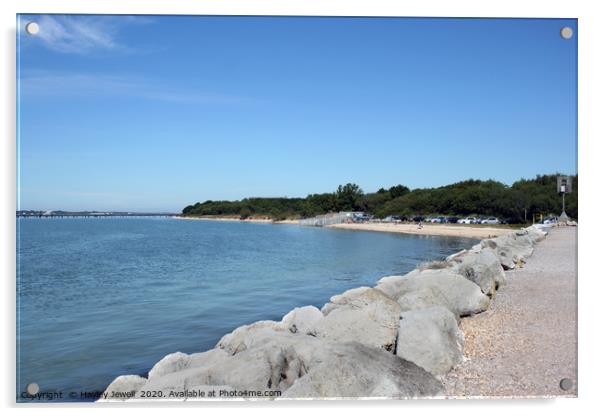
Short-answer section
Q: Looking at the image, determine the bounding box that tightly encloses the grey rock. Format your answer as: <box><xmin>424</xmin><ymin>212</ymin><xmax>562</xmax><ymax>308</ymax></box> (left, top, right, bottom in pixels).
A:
<box><xmin>148</xmin><ymin>352</ymin><xmax>191</xmax><ymax>380</ymax></box>
<box><xmin>283</xmin><ymin>342</ymin><xmax>444</xmax><ymax>398</ymax></box>
<box><xmin>394</xmin><ymin>286</ymin><xmax>449</xmax><ymax>314</ymax></box>
<box><xmin>525</xmin><ymin>225</ymin><xmax>548</xmax><ymax>242</ymax></box>
<box><xmin>188</xmin><ymin>348</ymin><xmax>230</xmax><ymax>369</ymax></box>
<box><xmin>281</xmin><ymin>306</ymin><xmax>323</xmax><ymax>335</ymax></box>
<box><xmin>141</xmin><ymin>330</ymin><xmax>323</xmax><ymax>397</ymax></box>
<box><xmin>495</xmin><ymin>234</ymin><xmax>534</xmax><ymax>266</ymax></box>
<box><xmin>316</xmin><ymin>287</ymin><xmax>401</xmax><ymax>351</ymax></box>
<box><xmin>377</xmin><ymin>269</ymin><xmax>490</xmax><ymax>317</ymax></box>
<box><xmin>481</xmin><ymin>238</ymin><xmax>516</xmax><ymax>270</ymax></box>
<box><xmin>395</xmin><ymin>307</ymin><xmax>464</xmax><ymax>375</ymax></box>
<box><xmin>216</xmin><ymin>320</ymin><xmax>285</xmax><ymax>354</ymax></box>
<box><xmin>450</xmin><ymin>248</ymin><xmax>506</xmax><ymax>296</ymax></box>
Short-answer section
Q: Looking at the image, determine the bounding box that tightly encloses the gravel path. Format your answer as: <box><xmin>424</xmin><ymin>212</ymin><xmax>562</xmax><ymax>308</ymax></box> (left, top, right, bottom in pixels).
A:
<box><xmin>442</xmin><ymin>227</ymin><xmax>577</xmax><ymax>397</ymax></box>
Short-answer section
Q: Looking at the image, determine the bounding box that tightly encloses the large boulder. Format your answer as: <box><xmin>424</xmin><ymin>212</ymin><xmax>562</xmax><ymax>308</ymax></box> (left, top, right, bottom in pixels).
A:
<box><xmin>282</xmin><ymin>342</ymin><xmax>444</xmax><ymax>398</ymax></box>
<box><xmin>480</xmin><ymin>228</ymin><xmax>543</xmax><ymax>270</ymax></box>
<box><xmin>449</xmin><ymin>248</ymin><xmax>506</xmax><ymax>297</ymax></box>
<box><xmin>138</xmin><ymin>330</ymin><xmax>326</xmax><ymax>398</ymax></box>
<box><xmin>216</xmin><ymin>320</ymin><xmax>285</xmax><ymax>354</ymax></box>
<box><xmin>218</xmin><ymin>305</ymin><xmax>326</xmax><ymax>353</ymax></box>
<box><xmin>480</xmin><ymin>238</ymin><xmax>516</xmax><ymax>270</ymax></box>
<box><xmin>148</xmin><ymin>349</ymin><xmax>229</xmax><ymax>380</ymax></box>
<box><xmin>524</xmin><ymin>225</ymin><xmax>547</xmax><ymax>242</ymax></box>
<box><xmin>395</xmin><ymin>307</ymin><xmax>464</xmax><ymax>375</ymax></box>
<box><xmin>315</xmin><ymin>287</ymin><xmax>401</xmax><ymax>351</ymax></box>
<box><xmin>280</xmin><ymin>306</ymin><xmax>323</xmax><ymax>335</ymax></box>
<box><xmin>148</xmin><ymin>352</ymin><xmax>191</xmax><ymax>380</ymax></box>
<box><xmin>376</xmin><ymin>269</ymin><xmax>490</xmax><ymax>317</ymax></box>
<box><xmin>500</xmin><ymin>233</ymin><xmax>534</xmax><ymax>260</ymax></box>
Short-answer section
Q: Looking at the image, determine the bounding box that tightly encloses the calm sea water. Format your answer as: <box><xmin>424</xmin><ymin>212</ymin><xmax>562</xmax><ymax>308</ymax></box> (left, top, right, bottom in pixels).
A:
<box><xmin>16</xmin><ymin>217</ymin><xmax>476</xmax><ymax>401</ymax></box>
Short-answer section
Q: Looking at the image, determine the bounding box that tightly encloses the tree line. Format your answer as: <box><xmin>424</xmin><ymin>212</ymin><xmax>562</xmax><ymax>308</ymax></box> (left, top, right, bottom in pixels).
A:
<box><xmin>182</xmin><ymin>174</ymin><xmax>577</xmax><ymax>223</ymax></box>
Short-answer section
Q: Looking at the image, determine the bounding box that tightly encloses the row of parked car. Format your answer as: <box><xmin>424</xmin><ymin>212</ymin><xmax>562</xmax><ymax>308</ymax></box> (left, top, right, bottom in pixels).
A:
<box><xmin>380</xmin><ymin>215</ymin><xmax>502</xmax><ymax>224</ymax></box>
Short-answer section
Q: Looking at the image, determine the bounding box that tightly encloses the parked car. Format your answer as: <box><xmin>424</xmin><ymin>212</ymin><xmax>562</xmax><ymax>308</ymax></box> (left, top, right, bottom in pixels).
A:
<box><xmin>412</xmin><ymin>216</ymin><xmax>425</xmax><ymax>223</ymax></box>
<box><xmin>447</xmin><ymin>216</ymin><xmax>459</xmax><ymax>223</ymax></box>
<box><xmin>430</xmin><ymin>216</ymin><xmax>447</xmax><ymax>223</ymax></box>
<box><xmin>481</xmin><ymin>217</ymin><xmax>500</xmax><ymax>224</ymax></box>
<box><xmin>458</xmin><ymin>217</ymin><xmax>477</xmax><ymax>224</ymax></box>
<box><xmin>353</xmin><ymin>213</ymin><xmax>373</xmax><ymax>222</ymax></box>
<box><xmin>543</xmin><ymin>217</ymin><xmax>558</xmax><ymax>225</ymax></box>
<box><xmin>383</xmin><ymin>215</ymin><xmax>405</xmax><ymax>223</ymax></box>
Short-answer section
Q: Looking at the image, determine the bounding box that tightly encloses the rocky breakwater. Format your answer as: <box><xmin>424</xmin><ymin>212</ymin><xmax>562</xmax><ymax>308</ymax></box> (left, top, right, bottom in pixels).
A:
<box><xmin>99</xmin><ymin>225</ymin><xmax>548</xmax><ymax>401</ymax></box>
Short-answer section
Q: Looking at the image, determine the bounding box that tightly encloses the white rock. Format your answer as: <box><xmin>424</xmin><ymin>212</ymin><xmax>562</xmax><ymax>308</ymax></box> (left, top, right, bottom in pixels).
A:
<box><xmin>315</xmin><ymin>287</ymin><xmax>401</xmax><ymax>351</ymax></box>
<box><xmin>395</xmin><ymin>307</ymin><xmax>464</xmax><ymax>375</ymax></box>
<box><xmin>216</xmin><ymin>320</ymin><xmax>285</xmax><ymax>354</ymax></box>
<box><xmin>282</xmin><ymin>342</ymin><xmax>444</xmax><ymax>398</ymax></box>
<box><xmin>148</xmin><ymin>352</ymin><xmax>191</xmax><ymax>380</ymax></box>
<box><xmin>280</xmin><ymin>305</ymin><xmax>323</xmax><ymax>335</ymax></box>
<box><xmin>377</xmin><ymin>269</ymin><xmax>490</xmax><ymax>317</ymax></box>
<box><xmin>481</xmin><ymin>238</ymin><xmax>516</xmax><ymax>270</ymax></box>
<box><xmin>450</xmin><ymin>248</ymin><xmax>506</xmax><ymax>296</ymax></box>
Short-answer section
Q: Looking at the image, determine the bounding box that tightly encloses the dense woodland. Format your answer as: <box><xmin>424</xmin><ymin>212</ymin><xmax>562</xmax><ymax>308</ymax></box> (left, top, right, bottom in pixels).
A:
<box><xmin>182</xmin><ymin>174</ymin><xmax>578</xmax><ymax>223</ymax></box>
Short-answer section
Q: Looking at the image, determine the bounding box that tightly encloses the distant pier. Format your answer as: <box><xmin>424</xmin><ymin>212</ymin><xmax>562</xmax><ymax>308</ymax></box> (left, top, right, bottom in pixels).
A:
<box><xmin>16</xmin><ymin>211</ymin><xmax>177</xmax><ymax>219</ymax></box>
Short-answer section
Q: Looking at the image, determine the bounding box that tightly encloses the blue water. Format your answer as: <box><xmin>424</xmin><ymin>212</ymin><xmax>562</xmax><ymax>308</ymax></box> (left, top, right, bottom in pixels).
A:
<box><xmin>16</xmin><ymin>218</ymin><xmax>477</xmax><ymax>401</ymax></box>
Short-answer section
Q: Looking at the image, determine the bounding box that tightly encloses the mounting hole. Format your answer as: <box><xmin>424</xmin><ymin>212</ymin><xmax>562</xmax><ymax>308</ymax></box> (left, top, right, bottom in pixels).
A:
<box><xmin>559</xmin><ymin>378</ymin><xmax>573</xmax><ymax>391</ymax></box>
<box><xmin>26</xmin><ymin>382</ymin><xmax>40</xmax><ymax>395</ymax></box>
<box><xmin>560</xmin><ymin>27</ymin><xmax>573</xmax><ymax>40</ymax></box>
<box><xmin>25</xmin><ymin>21</ymin><xmax>39</xmax><ymax>35</ymax></box>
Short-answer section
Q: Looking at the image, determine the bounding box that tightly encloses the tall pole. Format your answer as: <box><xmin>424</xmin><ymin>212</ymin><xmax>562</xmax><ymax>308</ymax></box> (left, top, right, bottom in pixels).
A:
<box><xmin>562</xmin><ymin>192</ymin><xmax>566</xmax><ymax>214</ymax></box>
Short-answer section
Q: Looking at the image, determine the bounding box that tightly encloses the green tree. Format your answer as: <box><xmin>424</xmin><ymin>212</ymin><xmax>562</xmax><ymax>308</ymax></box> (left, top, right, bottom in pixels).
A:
<box><xmin>335</xmin><ymin>183</ymin><xmax>364</xmax><ymax>211</ymax></box>
<box><xmin>389</xmin><ymin>184</ymin><xmax>410</xmax><ymax>198</ymax></box>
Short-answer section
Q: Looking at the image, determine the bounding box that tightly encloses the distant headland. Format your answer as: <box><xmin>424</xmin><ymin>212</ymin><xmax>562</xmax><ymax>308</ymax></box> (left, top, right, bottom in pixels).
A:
<box><xmin>181</xmin><ymin>174</ymin><xmax>578</xmax><ymax>224</ymax></box>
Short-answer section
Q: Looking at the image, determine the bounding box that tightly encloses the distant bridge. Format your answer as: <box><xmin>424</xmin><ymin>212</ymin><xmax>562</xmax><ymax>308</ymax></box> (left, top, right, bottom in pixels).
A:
<box><xmin>16</xmin><ymin>212</ymin><xmax>178</xmax><ymax>218</ymax></box>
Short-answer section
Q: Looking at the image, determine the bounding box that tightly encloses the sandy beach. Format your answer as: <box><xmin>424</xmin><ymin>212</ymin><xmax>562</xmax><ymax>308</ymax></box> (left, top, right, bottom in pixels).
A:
<box><xmin>327</xmin><ymin>222</ymin><xmax>514</xmax><ymax>239</ymax></box>
<box><xmin>176</xmin><ymin>216</ymin><xmax>513</xmax><ymax>238</ymax></box>
<box><xmin>442</xmin><ymin>226</ymin><xmax>577</xmax><ymax>397</ymax></box>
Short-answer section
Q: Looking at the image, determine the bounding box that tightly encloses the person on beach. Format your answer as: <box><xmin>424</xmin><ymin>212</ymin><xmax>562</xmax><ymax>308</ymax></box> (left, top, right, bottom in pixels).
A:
<box><xmin>418</xmin><ymin>221</ymin><xmax>423</xmax><ymax>229</ymax></box>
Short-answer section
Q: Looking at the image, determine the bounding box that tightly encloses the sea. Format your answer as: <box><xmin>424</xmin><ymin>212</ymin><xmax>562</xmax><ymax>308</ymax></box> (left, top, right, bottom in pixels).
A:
<box><xmin>16</xmin><ymin>217</ymin><xmax>477</xmax><ymax>402</ymax></box>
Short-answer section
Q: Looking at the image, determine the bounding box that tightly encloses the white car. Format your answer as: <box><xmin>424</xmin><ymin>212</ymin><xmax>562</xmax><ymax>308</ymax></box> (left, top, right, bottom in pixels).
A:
<box><xmin>458</xmin><ymin>217</ymin><xmax>477</xmax><ymax>224</ymax></box>
<box><xmin>481</xmin><ymin>217</ymin><xmax>500</xmax><ymax>224</ymax></box>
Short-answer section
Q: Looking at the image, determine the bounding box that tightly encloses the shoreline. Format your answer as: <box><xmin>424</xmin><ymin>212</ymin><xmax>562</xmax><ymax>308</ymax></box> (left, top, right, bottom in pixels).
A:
<box><xmin>327</xmin><ymin>222</ymin><xmax>512</xmax><ymax>239</ymax></box>
<box><xmin>174</xmin><ymin>215</ymin><xmax>299</xmax><ymax>225</ymax></box>
<box><xmin>176</xmin><ymin>215</ymin><xmax>513</xmax><ymax>239</ymax></box>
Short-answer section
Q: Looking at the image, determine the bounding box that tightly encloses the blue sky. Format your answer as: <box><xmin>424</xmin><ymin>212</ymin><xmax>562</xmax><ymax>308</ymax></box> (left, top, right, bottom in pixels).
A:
<box><xmin>17</xmin><ymin>15</ymin><xmax>577</xmax><ymax>212</ymax></box>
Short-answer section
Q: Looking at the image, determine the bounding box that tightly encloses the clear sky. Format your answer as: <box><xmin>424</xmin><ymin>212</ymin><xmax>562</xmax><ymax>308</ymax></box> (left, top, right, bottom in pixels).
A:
<box><xmin>17</xmin><ymin>15</ymin><xmax>577</xmax><ymax>212</ymax></box>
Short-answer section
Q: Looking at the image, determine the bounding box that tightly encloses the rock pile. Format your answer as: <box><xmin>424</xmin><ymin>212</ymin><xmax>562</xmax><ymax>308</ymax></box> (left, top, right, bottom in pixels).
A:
<box><xmin>100</xmin><ymin>225</ymin><xmax>547</xmax><ymax>401</ymax></box>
